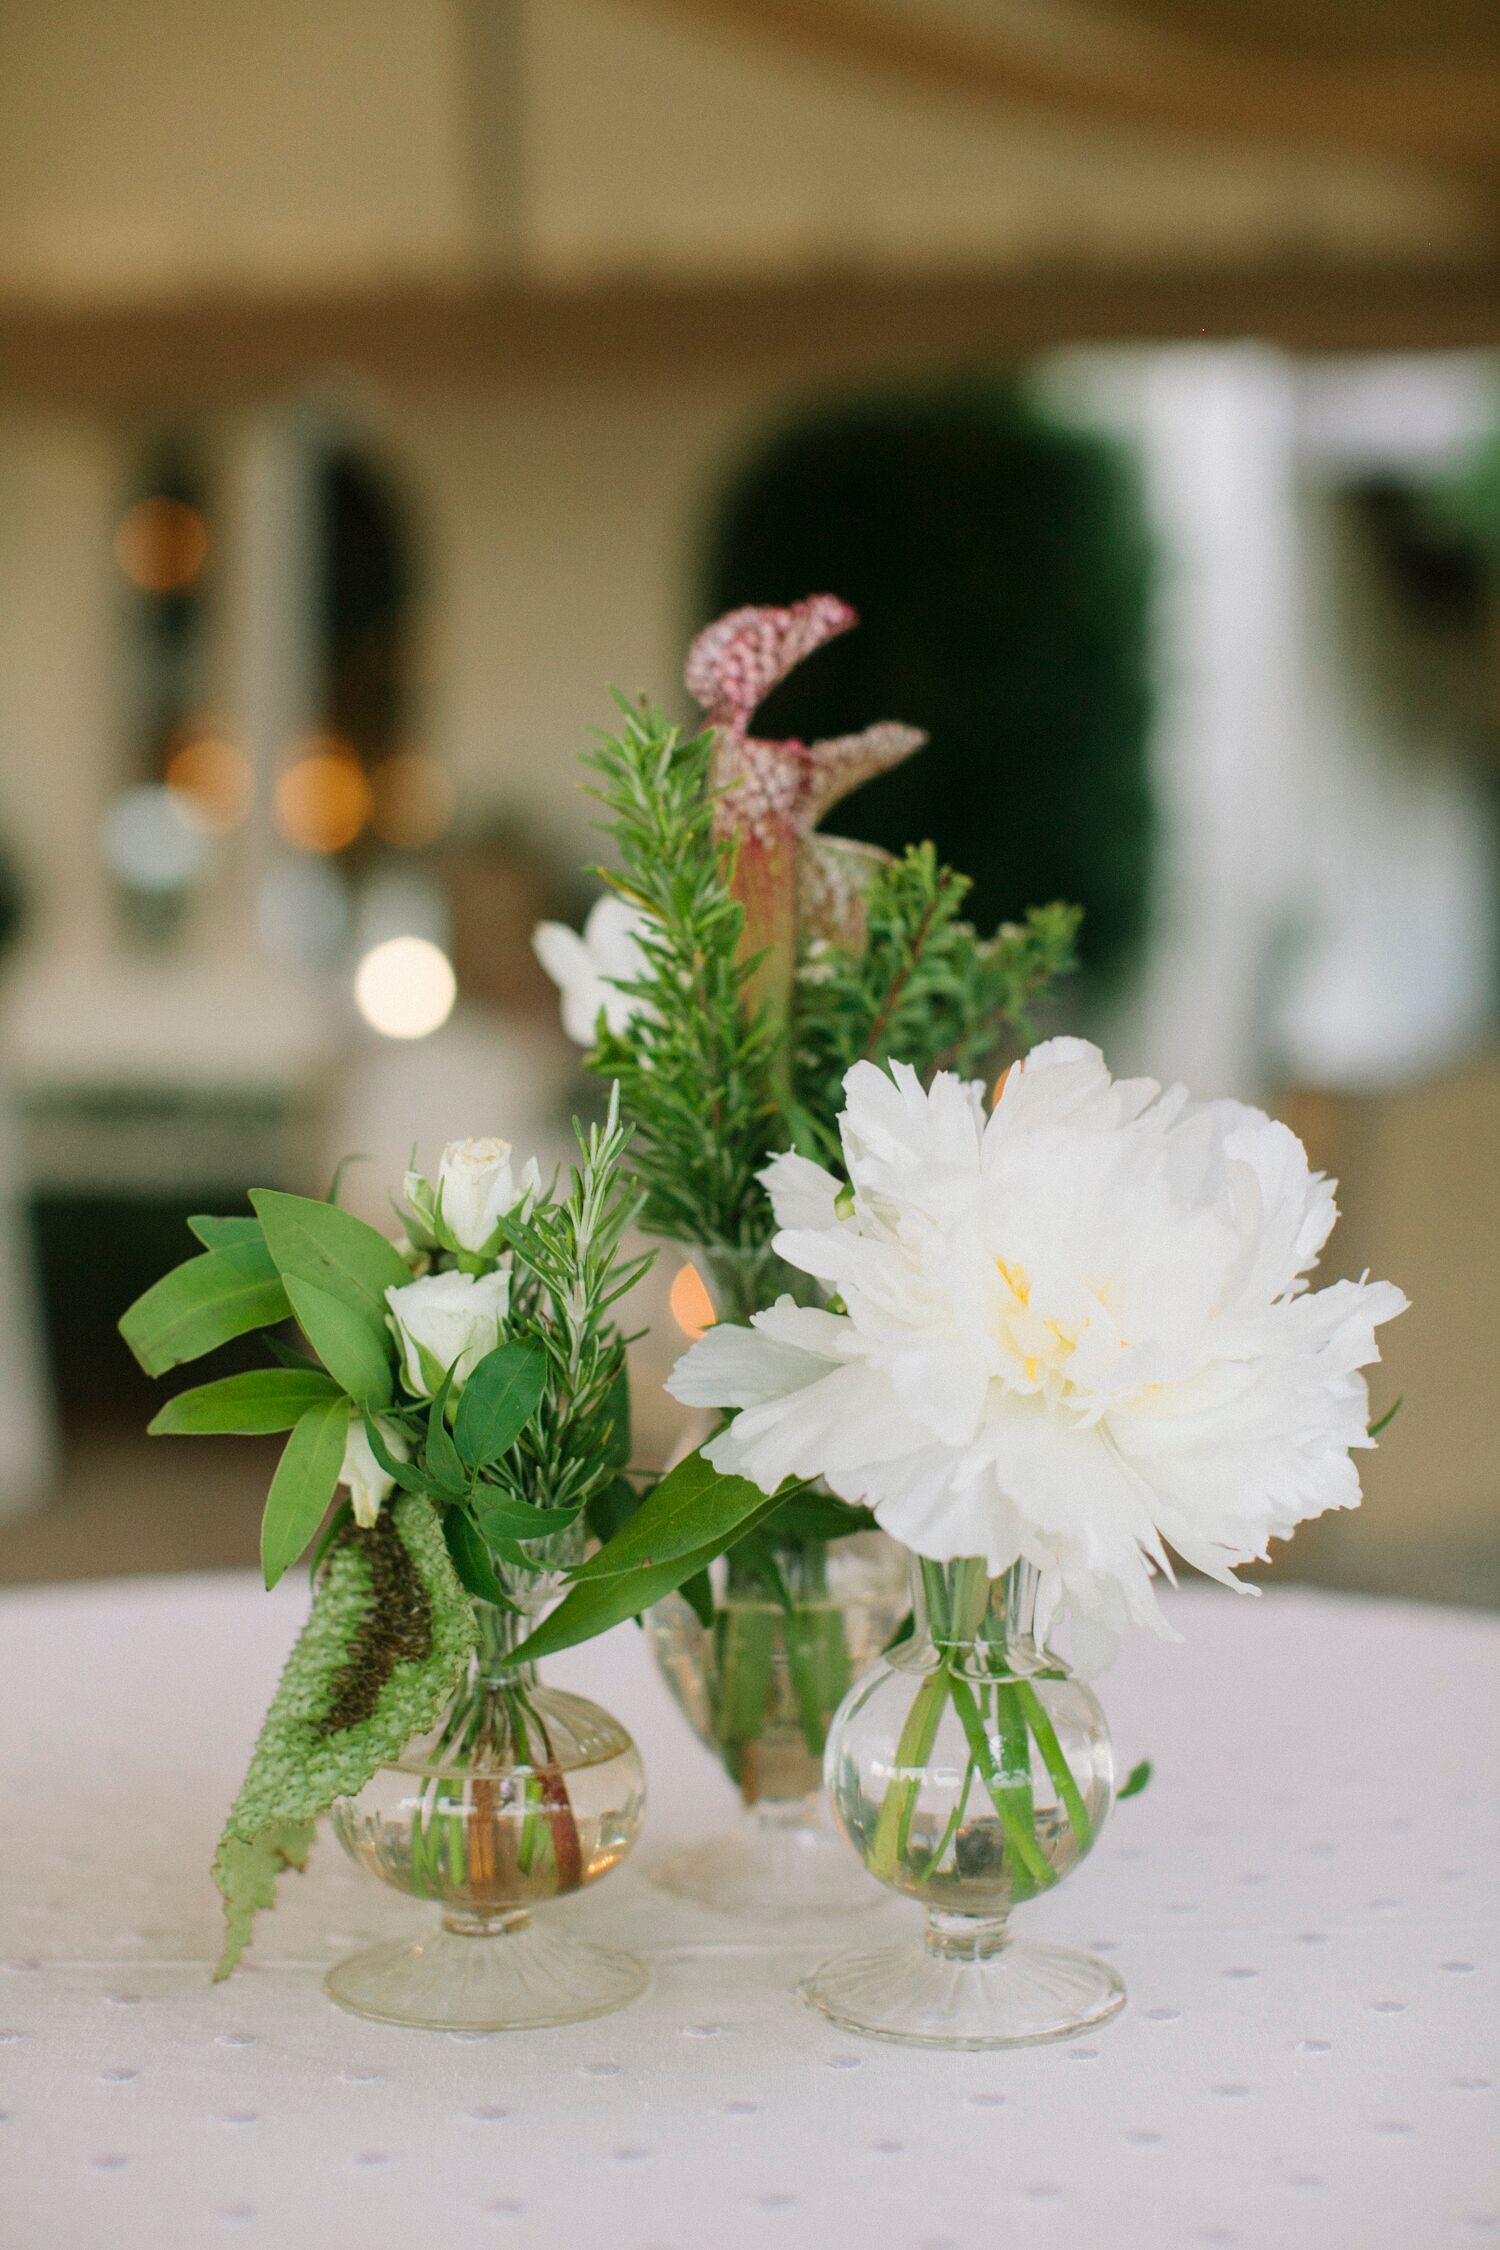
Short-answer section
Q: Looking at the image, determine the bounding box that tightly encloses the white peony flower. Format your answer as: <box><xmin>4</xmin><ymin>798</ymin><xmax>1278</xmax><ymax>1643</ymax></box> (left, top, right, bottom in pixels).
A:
<box><xmin>386</xmin><ymin>1266</ymin><xmax>511</xmax><ymax>1398</ymax></box>
<box><xmin>669</xmin><ymin>1040</ymin><xmax>1406</xmax><ymax>1665</ymax></box>
<box><xmin>533</xmin><ymin>895</ymin><xmax>653</xmax><ymax>1047</ymax></box>
<box><xmin>433</xmin><ymin>1135</ymin><xmax>540</xmax><ymax>1255</ymax></box>
<box><xmin>339</xmin><ymin>1414</ymin><xmax>410</xmax><ymax>1529</ymax></box>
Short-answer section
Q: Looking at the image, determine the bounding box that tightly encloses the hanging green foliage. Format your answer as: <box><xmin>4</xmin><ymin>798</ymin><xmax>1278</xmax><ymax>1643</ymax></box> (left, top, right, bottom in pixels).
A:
<box><xmin>211</xmin><ymin>1494</ymin><xmax>476</xmax><ymax>1978</ymax></box>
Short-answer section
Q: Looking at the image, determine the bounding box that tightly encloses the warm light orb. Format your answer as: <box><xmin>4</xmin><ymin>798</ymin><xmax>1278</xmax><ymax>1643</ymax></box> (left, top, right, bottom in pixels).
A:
<box><xmin>370</xmin><ymin>751</ymin><xmax>455</xmax><ymax>850</ymax></box>
<box><xmin>165</xmin><ymin>736</ymin><xmax>255</xmax><ymax>833</ymax></box>
<box><xmin>114</xmin><ymin>497</ymin><xmax>209</xmax><ymax>594</ymax></box>
<box><xmin>670</xmin><ymin>1261</ymin><xmax>717</xmax><ymax>1341</ymax></box>
<box><xmin>353</xmin><ymin>935</ymin><xmax>457</xmax><ymax>1040</ymax></box>
<box><xmin>274</xmin><ymin>741</ymin><xmax>371</xmax><ymax>853</ymax></box>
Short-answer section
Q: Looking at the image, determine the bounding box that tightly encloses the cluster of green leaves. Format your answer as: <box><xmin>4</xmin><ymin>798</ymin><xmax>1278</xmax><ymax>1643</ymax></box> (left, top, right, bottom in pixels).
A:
<box><xmin>433</xmin><ymin>1098</ymin><xmax>648</xmax><ymax>1603</ymax></box>
<box><xmin>515</xmin><ymin>1447</ymin><xmax>809</xmax><ymax>1662</ymax></box>
<box><xmin>585</xmin><ymin>698</ymin><xmax>782</xmax><ymax>1253</ymax></box>
<box><xmin>791</xmin><ymin>845</ymin><xmax>1080</xmax><ymax>1164</ymax></box>
<box><xmin>120</xmin><ymin>1102</ymin><xmax>643</xmax><ymax>1614</ymax></box>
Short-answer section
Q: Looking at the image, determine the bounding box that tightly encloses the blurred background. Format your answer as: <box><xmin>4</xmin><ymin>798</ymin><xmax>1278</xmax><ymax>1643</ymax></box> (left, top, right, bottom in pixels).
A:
<box><xmin>0</xmin><ymin>0</ymin><xmax>1495</xmax><ymax>1602</ymax></box>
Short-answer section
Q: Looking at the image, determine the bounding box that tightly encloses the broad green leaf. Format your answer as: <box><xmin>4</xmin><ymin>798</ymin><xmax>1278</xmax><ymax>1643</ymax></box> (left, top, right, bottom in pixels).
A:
<box><xmin>680</xmin><ymin>1567</ymin><xmax>713</xmax><ymax>1630</ymax></box>
<box><xmin>472</xmin><ymin>1491</ymin><xmax>580</xmax><ymax>1545</ymax></box>
<box><xmin>424</xmin><ymin>1369</ymin><xmax>468</xmax><ymax>1497</ymax></box>
<box><xmin>264</xmin><ymin>1333</ymin><xmax>319</xmax><ymax>1371</ymax></box>
<box><xmin>572</xmin><ymin>1449</ymin><xmax>789</xmax><ymax>1581</ymax></box>
<box><xmin>584</xmin><ymin>1472</ymin><xmax>641</xmax><ymax>1548</ymax></box>
<box><xmin>149</xmin><ymin>1367</ymin><xmax>341</xmax><ymax>1435</ymax></box>
<box><xmin>251</xmin><ymin>1189</ymin><xmax>409</xmax><ymax>1331</ymax></box>
<box><xmin>261</xmin><ymin>1398</ymin><xmax>350</xmax><ymax>1589</ymax></box>
<box><xmin>361</xmin><ymin>1413</ymin><xmax>436</xmax><ymax>1496</ymax></box>
<box><xmin>120</xmin><ymin>1244</ymin><xmax>291</xmax><ymax>1377</ymax></box>
<box><xmin>764</xmin><ymin>1490</ymin><xmax>878</xmax><ymax>1543</ymax></box>
<box><xmin>284</xmin><ymin>1275</ymin><xmax>393</xmax><ymax>1408</ymax></box>
<box><xmin>443</xmin><ymin>1508</ymin><xmax>513</xmax><ymax>1607</ymax></box>
<box><xmin>1118</xmin><ymin>1758</ymin><xmax>1153</xmax><ymax>1800</ymax></box>
<box><xmin>187</xmin><ymin>1215</ymin><xmax>263</xmax><ymax>1252</ymax></box>
<box><xmin>513</xmin><ymin>1491</ymin><xmax>786</xmax><ymax>1662</ymax></box>
<box><xmin>453</xmin><ymin>1342</ymin><xmax>548</xmax><ymax>1469</ymax></box>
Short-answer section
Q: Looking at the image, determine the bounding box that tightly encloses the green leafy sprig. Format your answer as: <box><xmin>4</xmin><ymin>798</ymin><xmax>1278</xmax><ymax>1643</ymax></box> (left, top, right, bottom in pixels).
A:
<box><xmin>585</xmin><ymin>698</ymin><xmax>781</xmax><ymax>1253</ymax></box>
<box><xmin>792</xmin><ymin>844</ymin><xmax>1080</xmax><ymax>1162</ymax></box>
<box><xmin>121</xmin><ymin>1100</ymin><xmax>648</xmax><ymax>1606</ymax></box>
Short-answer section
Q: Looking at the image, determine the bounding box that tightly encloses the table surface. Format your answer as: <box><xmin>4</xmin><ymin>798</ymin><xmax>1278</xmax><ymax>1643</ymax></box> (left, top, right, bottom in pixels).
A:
<box><xmin>2</xmin><ymin>1570</ymin><xmax>1495</xmax><ymax>2250</ymax></box>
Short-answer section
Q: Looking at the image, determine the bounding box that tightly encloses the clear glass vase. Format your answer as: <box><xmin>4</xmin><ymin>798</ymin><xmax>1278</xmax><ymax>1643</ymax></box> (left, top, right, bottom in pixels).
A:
<box><xmin>648</xmin><ymin>1242</ymin><xmax>907</xmax><ymax>1915</ymax></box>
<box><xmin>647</xmin><ymin>1530</ymin><xmax>906</xmax><ymax>1914</ymax></box>
<box><xmin>803</xmin><ymin>1553</ymin><xmax>1125</xmax><ymax>2047</ymax></box>
<box><xmin>326</xmin><ymin>1589</ymin><xmax>648</xmax><ymax>2031</ymax></box>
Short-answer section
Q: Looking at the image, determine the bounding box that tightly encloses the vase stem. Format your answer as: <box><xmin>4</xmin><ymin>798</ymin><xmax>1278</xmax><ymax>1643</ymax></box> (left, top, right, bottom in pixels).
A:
<box><xmin>924</xmin><ymin>1910</ymin><xmax>1011</xmax><ymax>1964</ymax></box>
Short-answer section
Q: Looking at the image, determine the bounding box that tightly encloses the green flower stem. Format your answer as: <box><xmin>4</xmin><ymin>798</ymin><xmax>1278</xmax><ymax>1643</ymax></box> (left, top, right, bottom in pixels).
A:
<box><xmin>950</xmin><ymin>1676</ymin><xmax>1055</xmax><ymax>1896</ymax></box>
<box><xmin>867</xmin><ymin>1662</ymin><xmax>954</xmax><ymax>1885</ymax></box>
<box><xmin>913</xmin><ymin>1749</ymin><xmax>977</xmax><ymax>1886</ymax></box>
<box><xmin>1015</xmin><ymin>1678</ymin><xmax>1092</xmax><ymax>1850</ymax></box>
<box><xmin>785</xmin><ymin>1603</ymin><xmax>851</xmax><ymax>1761</ymax></box>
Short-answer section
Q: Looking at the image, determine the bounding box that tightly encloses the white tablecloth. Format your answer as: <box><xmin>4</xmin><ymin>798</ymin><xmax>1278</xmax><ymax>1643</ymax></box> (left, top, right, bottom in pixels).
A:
<box><xmin>2</xmin><ymin>1572</ymin><xmax>1495</xmax><ymax>2250</ymax></box>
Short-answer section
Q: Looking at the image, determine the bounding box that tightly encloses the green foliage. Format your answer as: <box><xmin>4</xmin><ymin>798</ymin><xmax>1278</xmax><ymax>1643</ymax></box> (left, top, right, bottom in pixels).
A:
<box><xmin>513</xmin><ymin>1446</ymin><xmax>802</xmax><ymax>1662</ymax></box>
<box><xmin>250</xmin><ymin>1189</ymin><xmax>410</xmax><ymax>1334</ymax></box>
<box><xmin>704</xmin><ymin>376</ymin><xmax>1154</xmax><ymax>987</ymax></box>
<box><xmin>570</xmin><ymin>1447</ymin><xmax>782</xmax><ymax>1580</ymax></box>
<box><xmin>119</xmin><ymin>1240</ymin><xmax>291</xmax><ymax>1376</ymax></box>
<box><xmin>453</xmin><ymin>1342</ymin><xmax>549</xmax><ymax>1471</ymax></box>
<box><xmin>793</xmin><ymin>844</ymin><xmax>1080</xmax><ymax>1159</ymax></box>
<box><xmin>149</xmin><ymin>1367</ymin><xmax>341</xmax><ymax>1435</ymax></box>
<box><xmin>260</xmin><ymin>1397</ymin><xmax>350</xmax><ymax>1589</ymax></box>
<box><xmin>186</xmin><ymin>1215</ymin><xmax>265</xmax><ymax>1252</ymax></box>
<box><xmin>282</xmin><ymin>1276</ymin><xmax>394</xmax><ymax>1408</ymax></box>
<box><xmin>1118</xmin><ymin>1758</ymin><xmax>1153</xmax><ymax>1800</ymax></box>
<box><xmin>586</xmin><ymin>700</ymin><xmax>782</xmax><ymax>1252</ymax></box>
<box><xmin>482</xmin><ymin>1093</ymin><xmax>649</xmax><ymax>1526</ymax></box>
<box><xmin>213</xmin><ymin>1494</ymin><xmax>475</xmax><ymax>1976</ymax></box>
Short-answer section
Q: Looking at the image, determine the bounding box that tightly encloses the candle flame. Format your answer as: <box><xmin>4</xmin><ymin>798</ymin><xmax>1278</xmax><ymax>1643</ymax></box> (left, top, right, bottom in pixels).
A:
<box><xmin>670</xmin><ymin>1262</ymin><xmax>717</xmax><ymax>1340</ymax></box>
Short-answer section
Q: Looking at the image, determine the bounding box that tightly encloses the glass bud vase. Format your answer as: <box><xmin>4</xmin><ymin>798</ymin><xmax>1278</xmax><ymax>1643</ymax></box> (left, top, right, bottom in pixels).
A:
<box><xmin>647</xmin><ymin>1530</ymin><xmax>906</xmax><ymax>1914</ymax></box>
<box><xmin>803</xmin><ymin>1554</ymin><xmax>1125</xmax><ymax>2047</ymax></box>
<box><xmin>325</xmin><ymin>1592</ymin><xmax>648</xmax><ymax>2031</ymax></box>
<box><xmin>648</xmin><ymin>1241</ymin><xmax>907</xmax><ymax>1915</ymax></box>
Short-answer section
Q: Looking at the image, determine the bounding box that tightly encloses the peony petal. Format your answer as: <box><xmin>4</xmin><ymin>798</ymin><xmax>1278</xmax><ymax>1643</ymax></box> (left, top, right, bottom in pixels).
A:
<box><xmin>758</xmin><ymin>1149</ymin><xmax>843</xmax><ymax>1233</ymax></box>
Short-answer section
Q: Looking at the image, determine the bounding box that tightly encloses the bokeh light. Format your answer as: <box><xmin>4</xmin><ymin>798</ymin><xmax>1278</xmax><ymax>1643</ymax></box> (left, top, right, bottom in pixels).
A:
<box><xmin>369</xmin><ymin>751</ymin><xmax>455</xmax><ymax>849</ymax></box>
<box><xmin>99</xmin><ymin>785</ymin><xmax>209</xmax><ymax>893</ymax></box>
<box><xmin>114</xmin><ymin>497</ymin><xmax>209</xmax><ymax>594</ymax></box>
<box><xmin>353</xmin><ymin>934</ymin><xmax>457</xmax><ymax>1039</ymax></box>
<box><xmin>670</xmin><ymin>1261</ymin><xmax>717</xmax><ymax>1341</ymax></box>
<box><xmin>274</xmin><ymin>738</ymin><xmax>371</xmax><ymax>853</ymax></box>
<box><xmin>165</xmin><ymin>735</ymin><xmax>255</xmax><ymax>834</ymax></box>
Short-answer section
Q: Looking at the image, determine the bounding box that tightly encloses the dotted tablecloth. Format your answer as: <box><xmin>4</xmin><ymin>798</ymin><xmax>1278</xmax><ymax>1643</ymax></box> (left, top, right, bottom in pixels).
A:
<box><xmin>2</xmin><ymin>1570</ymin><xmax>1495</xmax><ymax>2250</ymax></box>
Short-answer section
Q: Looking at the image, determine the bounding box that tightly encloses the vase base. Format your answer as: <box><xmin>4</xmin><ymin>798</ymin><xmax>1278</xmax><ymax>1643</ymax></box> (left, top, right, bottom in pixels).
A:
<box><xmin>649</xmin><ymin>1801</ymin><xmax>887</xmax><ymax>1918</ymax></box>
<box><xmin>800</xmin><ymin>1935</ymin><xmax>1125</xmax><ymax>2049</ymax></box>
<box><xmin>324</xmin><ymin>1916</ymin><xmax>649</xmax><ymax>2032</ymax></box>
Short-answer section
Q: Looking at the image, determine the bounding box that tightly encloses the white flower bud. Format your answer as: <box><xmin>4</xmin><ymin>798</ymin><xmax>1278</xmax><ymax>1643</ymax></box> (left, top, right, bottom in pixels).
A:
<box><xmin>385</xmin><ymin>1267</ymin><xmax>511</xmax><ymax>1398</ymax></box>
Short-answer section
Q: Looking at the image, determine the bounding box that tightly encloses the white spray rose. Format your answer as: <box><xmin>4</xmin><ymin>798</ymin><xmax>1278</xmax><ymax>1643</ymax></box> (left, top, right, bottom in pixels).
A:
<box><xmin>339</xmin><ymin>1415</ymin><xmax>410</xmax><ymax>1529</ymax></box>
<box><xmin>533</xmin><ymin>895</ymin><xmax>653</xmax><ymax>1047</ymax></box>
<box><xmin>435</xmin><ymin>1136</ymin><xmax>541</xmax><ymax>1255</ymax></box>
<box><xmin>386</xmin><ymin>1267</ymin><xmax>511</xmax><ymax>1398</ymax></box>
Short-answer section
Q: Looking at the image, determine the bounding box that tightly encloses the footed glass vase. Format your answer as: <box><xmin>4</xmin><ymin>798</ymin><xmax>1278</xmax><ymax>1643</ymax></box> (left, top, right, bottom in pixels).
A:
<box><xmin>649</xmin><ymin>1242</ymin><xmax>907</xmax><ymax>1915</ymax></box>
<box><xmin>326</xmin><ymin>1594</ymin><xmax>647</xmax><ymax>2031</ymax></box>
<box><xmin>804</xmin><ymin>1554</ymin><xmax>1124</xmax><ymax>2047</ymax></box>
<box><xmin>647</xmin><ymin>1531</ymin><xmax>907</xmax><ymax>1914</ymax></box>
